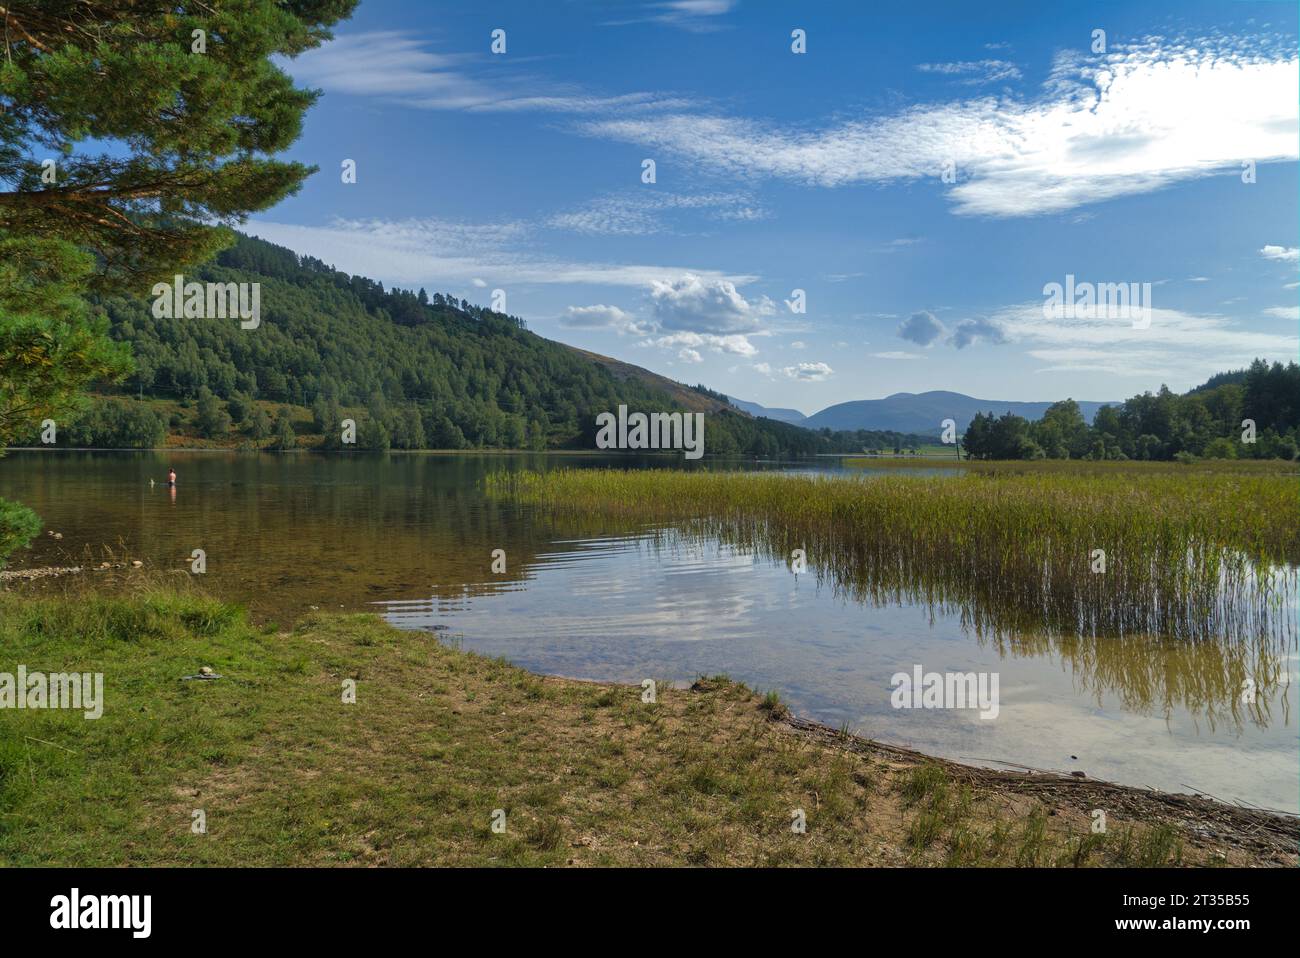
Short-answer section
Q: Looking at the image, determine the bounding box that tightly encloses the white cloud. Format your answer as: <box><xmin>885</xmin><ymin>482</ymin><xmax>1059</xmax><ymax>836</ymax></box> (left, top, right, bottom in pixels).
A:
<box><xmin>993</xmin><ymin>301</ymin><xmax>1298</xmax><ymax>379</ymax></box>
<box><xmin>917</xmin><ymin>60</ymin><xmax>1022</xmax><ymax>84</ymax></box>
<box><xmin>547</xmin><ymin>191</ymin><xmax>766</xmax><ymax>236</ymax></box>
<box><xmin>245</xmin><ymin>218</ymin><xmax>755</xmax><ymax>290</ymax></box>
<box><xmin>1264</xmin><ymin>306</ymin><xmax>1300</xmax><ymax>321</ymax></box>
<box><xmin>782</xmin><ymin>361</ymin><xmax>834</xmax><ymax>381</ymax></box>
<box><xmin>1260</xmin><ymin>245</ymin><xmax>1300</xmax><ymax>263</ymax></box>
<box><xmin>582</xmin><ymin>39</ymin><xmax>1298</xmax><ymax>217</ymax></box>
<box><xmin>789</xmin><ymin>340</ymin><xmax>806</xmax><ymax>349</ymax></box>
<box><xmin>607</xmin><ymin>1</ymin><xmax>738</xmax><ymax>32</ymax></box>
<box><xmin>649</xmin><ymin>331</ymin><xmax>758</xmax><ymax>358</ymax></box>
<box><xmin>561</xmin><ymin>304</ymin><xmax>644</xmax><ymax>332</ymax></box>
<box><xmin>752</xmin><ymin>362</ymin><xmax>772</xmax><ymax>375</ymax></box>
<box><xmin>286</xmin><ymin>31</ymin><xmax>693</xmax><ymax>113</ymax></box>
<box><xmin>678</xmin><ymin>347</ymin><xmax>703</xmax><ymax>363</ymax></box>
<box><xmin>648</xmin><ymin>273</ymin><xmax>774</xmax><ymax>334</ymax></box>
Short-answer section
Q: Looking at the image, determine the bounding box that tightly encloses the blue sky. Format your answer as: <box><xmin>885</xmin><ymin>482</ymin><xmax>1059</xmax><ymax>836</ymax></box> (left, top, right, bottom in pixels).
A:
<box><xmin>246</xmin><ymin>0</ymin><xmax>1299</xmax><ymax>413</ymax></box>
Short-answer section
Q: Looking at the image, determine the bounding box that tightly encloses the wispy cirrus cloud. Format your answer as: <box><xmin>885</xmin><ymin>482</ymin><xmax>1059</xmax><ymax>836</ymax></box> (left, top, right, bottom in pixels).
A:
<box><xmin>605</xmin><ymin>1</ymin><xmax>739</xmax><ymax>32</ymax></box>
<box><xmin>993</xmin><ymin>302</ymin><xmax>1298</xmax><ymax>379</ymax></box>
<box><xmin>916</xmin><ymin>59</ymin><xmax>1022</xmax><ymax>84</ymax></box>
<box><xmin>286</xmin><ymin>31</ymin><xmax>694</xmax><ymax>113</ymax></box>
<box><xmin>872</xmin><ymin>351</ymin><xmax>925</xmax><ymax>360</ymax></box>
<box><xmin>547</xmin><ymin>190</ymin><xmax>768</xmax><ymax>236</ymax></box>
<box><xmin>244</xmin><ymin>217</ymin><xmax>756</xmax><ymax>290</ymax></box>
<box><xmin>582</xmin><ymin>38</ymin><xmax>1298</xmax><ymax>217</ymax></box>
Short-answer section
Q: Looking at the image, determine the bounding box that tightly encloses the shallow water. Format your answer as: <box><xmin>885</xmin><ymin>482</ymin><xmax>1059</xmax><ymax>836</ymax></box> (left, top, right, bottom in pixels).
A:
<box><xmin>3</xmin><ymin>449</ymin><xmax>1296</xmax><ymax>812</ymax></box>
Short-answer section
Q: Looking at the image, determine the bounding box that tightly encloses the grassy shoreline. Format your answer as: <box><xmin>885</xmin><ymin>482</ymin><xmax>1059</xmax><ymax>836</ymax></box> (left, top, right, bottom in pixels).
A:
<box><xmin>1</xmin><ymin>587</ymin><xmax>1293</xmax><ymax>867</ymax></box>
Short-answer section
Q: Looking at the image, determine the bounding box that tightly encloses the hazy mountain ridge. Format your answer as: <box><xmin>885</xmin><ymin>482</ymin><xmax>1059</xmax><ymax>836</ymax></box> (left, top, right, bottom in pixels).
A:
<box><xmin>727</xmin><ymin>397</ymin><xmax>808</xmax><ymax>424</ymax></box>
<box><xmin>802</xmin><ymin>391</ymin><xmax>1118</xmax><ymax>434</ymax></box>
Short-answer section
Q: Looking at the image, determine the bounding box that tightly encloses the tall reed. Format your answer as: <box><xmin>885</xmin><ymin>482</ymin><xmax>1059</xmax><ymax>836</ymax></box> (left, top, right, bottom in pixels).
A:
<box><xmin>486</xmin><ymin>467</ymin><xmax>1299</xmax><ymax>649</ymax></box>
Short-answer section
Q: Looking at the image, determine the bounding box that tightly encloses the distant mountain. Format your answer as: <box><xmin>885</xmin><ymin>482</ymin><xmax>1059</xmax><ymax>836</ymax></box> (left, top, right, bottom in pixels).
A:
<box><xmin>726</xmin><ymin>397</ymin><xmax>808</xmax><ymax>425</ymax></box>
<box><xmin>803</xmin><ymin>391</ymin><xmax>1116</xmax><ymax>434</ymax></box>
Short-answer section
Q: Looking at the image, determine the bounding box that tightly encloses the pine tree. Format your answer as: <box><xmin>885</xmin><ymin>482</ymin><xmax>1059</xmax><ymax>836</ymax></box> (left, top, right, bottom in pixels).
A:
<box><xmin>0</xmin><ymin>1</ymin><xmax>358</xmax><ymax>293</ymax></box>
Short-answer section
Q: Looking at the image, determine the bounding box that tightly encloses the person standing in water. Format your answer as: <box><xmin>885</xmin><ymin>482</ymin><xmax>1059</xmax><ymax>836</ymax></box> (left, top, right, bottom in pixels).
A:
<box><xmin>167</xmin><ymin>468</ymin><xmax>177</xmax><ymax>486</ymax></box>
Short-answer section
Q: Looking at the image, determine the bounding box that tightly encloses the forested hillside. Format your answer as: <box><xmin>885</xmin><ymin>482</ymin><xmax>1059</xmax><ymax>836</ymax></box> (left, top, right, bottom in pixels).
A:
<box><xmin>17</xmin><ymin>234</ymin><xmax>925</xmax><ymax>457</ymax></box>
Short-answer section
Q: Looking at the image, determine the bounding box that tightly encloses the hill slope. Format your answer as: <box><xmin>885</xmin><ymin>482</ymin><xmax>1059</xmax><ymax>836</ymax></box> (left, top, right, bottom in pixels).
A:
<box><xmin>28</xmin><ymin>234</ymin><xmax>927</xmax><ymax>457</ymax></box>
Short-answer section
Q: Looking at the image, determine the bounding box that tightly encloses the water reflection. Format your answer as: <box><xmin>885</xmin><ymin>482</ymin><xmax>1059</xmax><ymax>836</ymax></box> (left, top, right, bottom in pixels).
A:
<box><xmin>3</xmin><ymin>449</ymin><xmax>1296</xmax><ymax>811</ymax></box>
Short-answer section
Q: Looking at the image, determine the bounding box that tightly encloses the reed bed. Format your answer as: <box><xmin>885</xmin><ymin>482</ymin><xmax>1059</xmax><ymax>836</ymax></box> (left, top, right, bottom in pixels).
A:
<box><xmin>486</xmin><ymin>467</ymin><xmax>1299</xmax><ymax>650</ymax></box>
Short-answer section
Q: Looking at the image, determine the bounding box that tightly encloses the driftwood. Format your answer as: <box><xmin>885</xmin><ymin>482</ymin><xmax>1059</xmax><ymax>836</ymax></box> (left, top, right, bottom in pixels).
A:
<box><xmin>778</xmin><ymin>713</ymin><xmax>1299</xmax><ymax>864</ymax></box>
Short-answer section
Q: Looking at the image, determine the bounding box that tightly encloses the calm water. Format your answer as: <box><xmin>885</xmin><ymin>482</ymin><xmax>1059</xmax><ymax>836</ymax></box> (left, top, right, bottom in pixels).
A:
<box><xmin>3</xmin><ymin>449</ymin><xmax>1296</xmax><ymax>812</ymax></box>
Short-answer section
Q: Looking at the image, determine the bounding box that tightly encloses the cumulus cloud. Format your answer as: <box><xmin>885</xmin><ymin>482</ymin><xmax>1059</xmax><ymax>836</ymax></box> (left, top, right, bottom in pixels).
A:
<box><xmin>949</xmin><ymin>316</ymin><xmax>1007</xmax><ymax>349</ymax></box>
<box><xmin>782</xmin><ymin>361</ymin><xmax>834</xmax><ymax>381</ymax></box>
<box><xmin>553</xmin><ymin>274</ymin><xmax>779</xmax><ymax>362</ymax></box>
<box><xmin>897</xmin><ymin>310</ymin><xmax>946</xmax><ymax>346</ymax></box>
<box><xmin>649</xmin><ymin>331</ymin><xmax>758</xmax><ymax>358</ymax></box>
<box><xmin>648</xmin><ymin>273</ymin><xmax>774</xmax><ymax>334</ymax></box>
<box><xmin>1260</xmin><ymin>245</ymin><xmax>1300</xmax><ymax>263</ymax></box>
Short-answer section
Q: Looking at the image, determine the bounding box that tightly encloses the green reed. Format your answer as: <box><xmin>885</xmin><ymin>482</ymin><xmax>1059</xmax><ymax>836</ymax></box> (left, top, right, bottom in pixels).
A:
<box><xmin>486</xmin><ymin>467</ymin><xmax>1299</xmax><ymax>651</ymax></box>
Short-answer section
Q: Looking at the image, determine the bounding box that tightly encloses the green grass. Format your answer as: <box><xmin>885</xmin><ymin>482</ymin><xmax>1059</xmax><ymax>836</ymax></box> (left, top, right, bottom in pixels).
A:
<box><xmin>0</xmin><ymin>587</ymin><xmax>1239</xmax><ymax>867</ymax></box>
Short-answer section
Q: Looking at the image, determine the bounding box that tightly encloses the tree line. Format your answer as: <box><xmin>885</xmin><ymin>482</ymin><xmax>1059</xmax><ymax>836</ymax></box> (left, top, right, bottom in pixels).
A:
<box><xmin>962</xmin><ymin>360</ymin><xmax>1300</xmax><ymax>461</ymax></box>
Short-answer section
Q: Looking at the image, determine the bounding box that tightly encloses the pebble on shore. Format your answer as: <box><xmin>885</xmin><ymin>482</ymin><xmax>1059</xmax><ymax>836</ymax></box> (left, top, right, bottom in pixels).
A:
<box><xmin>0</xmin><ymin>566</ymin><xmax>85</xmax><ymax>583</ymax></box>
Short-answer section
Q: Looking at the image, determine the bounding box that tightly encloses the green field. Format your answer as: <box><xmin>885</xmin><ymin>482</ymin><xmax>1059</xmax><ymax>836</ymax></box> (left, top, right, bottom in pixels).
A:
<box><xmin>4</xmin><ymin>587</ymin><xmax>1281</xmax><ymax>867</ymax></box>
